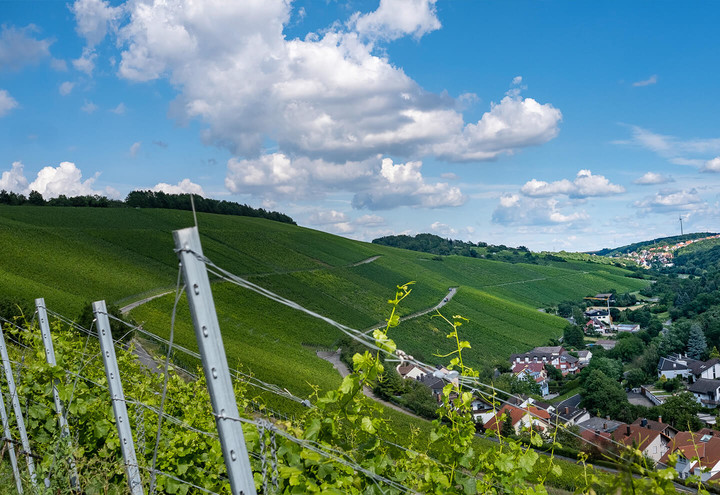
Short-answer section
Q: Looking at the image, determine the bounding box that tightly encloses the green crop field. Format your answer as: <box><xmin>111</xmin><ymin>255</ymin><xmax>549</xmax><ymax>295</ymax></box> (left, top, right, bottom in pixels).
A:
<box><xmin>0</xmin><ymin>205</ymin><xmax>649</xmax><ymax>407</ymax></box>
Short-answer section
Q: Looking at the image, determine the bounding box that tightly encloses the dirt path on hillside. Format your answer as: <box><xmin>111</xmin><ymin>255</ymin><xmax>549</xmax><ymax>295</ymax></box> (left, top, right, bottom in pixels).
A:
<box><xmin>316</xmin><ymin>349</ymin><xmax>425</xmax><ymax>419</ymax></box>
<box><xmin>120</xmin><ymin>291</ymin><xmax>174</xmax><ymax>314</ymax></box>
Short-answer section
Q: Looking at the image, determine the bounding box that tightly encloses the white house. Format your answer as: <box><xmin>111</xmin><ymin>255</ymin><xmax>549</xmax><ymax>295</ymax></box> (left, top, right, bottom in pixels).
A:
<box><xmin>688</xmin><ymin>378</ymin><xmax>720</xmax><ymax>408</ymax></box>
<box><xmin>690</xmin><ymin>358</ymin><xmax>720</xmax><ymax>381</ymax></box>
<box><xmin>657</xmin><ymin>355</ymin><xmax>693</xmax><ymax>380</ymax></box>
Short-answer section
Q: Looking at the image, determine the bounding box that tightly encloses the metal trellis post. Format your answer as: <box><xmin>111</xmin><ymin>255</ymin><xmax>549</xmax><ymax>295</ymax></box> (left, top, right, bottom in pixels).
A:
<box><xmin>0</xmin><ymin>382</ymin><xmax>23</xmax><ymax>493</ymax></box>
<box><xmin>93</xmin><ymin>300</ymin><xmax>144</xmax><ymax>495</ymax></box>
<box><xmin>173</xmin><ymin>226</ymin><xmax>256</xmax><ymax>495</ymax></box>
<box><xmin>35</xmin><ymin>298</ymin><xmax>79</xmax><ymax>488</ymax></box>
<box><xmin>0</xmin><ymin>323</ymin><xmax>37</xmax><ymax>488</ymax></box>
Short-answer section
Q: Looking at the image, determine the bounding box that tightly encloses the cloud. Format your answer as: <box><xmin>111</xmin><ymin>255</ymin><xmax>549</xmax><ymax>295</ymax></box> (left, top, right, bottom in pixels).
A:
<box><xmin>351</xmin><ymin>158</ymin><xmax>465</xmax><ymax>210</ymax></box>
<box><xmin>72</xmin><ymin>47</ymin><xmax>97</xmax><ymax>75</ymax></box>
<box><xmin>520</xmin><ymin>169</ymin><xmax>625</xmax><ymax>198</ymax></box>
<box><xmin>440</xmin><ymin>172</ymin><xmax>458</xmax><ymax>180</ymax></box>
<box><xmin>632</xmin><ymin>75</ymin><xmax>658</xmax><ymax>87</ymax></box>
<box><xmin>71</xmin><ymin>0</ymin><xmax>124</xmax><ymax>47</ymax></box>
<box><xmin>110</xmin><ymin>103</ymin><xmax>126</xmax><ymax>114</ymax></box>
<box><xmin>0</xmin><ymin>24</ymin><xmax>53</xmax><ymax>71</ymax></box>
<box><xmin>305</xmin><ymin>208</ymin><xmax>386</xmax><ymax>236</ymax></box>
<box><xmin>493</xmin><ymin>194</ymin><xmax>589</xmax><ymax>226</ymax></box>
<box><xmin>634</xmin><ymin>171</ymin><xmax>673</xmax><ymax>185</ymax></box>
<box><xmin>50</xmin><ymin>58</ymin><xmax>68</xmax><ymax>71</ymax></box>
<box><xmin>225</xmin><ymin>153</ymin><xmax>375</xmax><ymax>199</ymax></box>
<box><xmin>0</xmin><ymin>89</ymin><xmax>19</xmax><ymax>116</ymax></box>
<box><xmin>351</xmin><ymin>0</ymin><xmax>441</xmax><ymax>41</ymax></box>
<box><xmin>129</xmin><ymin>141</ymin><xmax>141</xmax><ymax>157</ymax></box>
<box><xmin>59</xmin><ymin>81</ymin><xmax>75</xmax><ymax>96</ymax></box>
<box><xmin>152</xmin><ymin>178</ymin><xmax>205</xmax><ymax>196</ymax></box>
<box><xmin>28</xmin><ymin>162</ymin><xmax>101</xmax><ymax>198</ymax></box>
<box><xmin>81</xmin><ymin>100</ymin><xmax>98</xmax><ymax>114</ymax></box>
<box><xmin>633</xmin><ymin>188</ymin><xmax>706</xmax><ymax>213</ymax></box>
<box><xmin>430</xmin><ymin>221</ymin><xmax>457</xmax><ymax>236</ymax></box>
<box><xmin>0</xmin><ymin>161</ymin><xmax>30</xmax><ymax>193</ymax></box>
<box><xmin>113</xmin><ymin>1</ymin><xmax>560</xmax><ymax>165</ymax></box>
<box><xmin>618</xmin><ymin>125</ymin><xmax>720</xmax><ymax>166</ymax></box>
<box><xmin>702</xmin><ymin>157</ymin><xmax>720</xmax><ymax>173</ymax></box>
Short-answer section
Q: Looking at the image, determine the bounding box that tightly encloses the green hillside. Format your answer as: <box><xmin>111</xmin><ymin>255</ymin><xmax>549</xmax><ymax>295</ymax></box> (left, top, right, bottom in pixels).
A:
<box><xmin>0</xmin><ymin>205</ymin><xmax>647</xmax><ymax>403</ymax></box>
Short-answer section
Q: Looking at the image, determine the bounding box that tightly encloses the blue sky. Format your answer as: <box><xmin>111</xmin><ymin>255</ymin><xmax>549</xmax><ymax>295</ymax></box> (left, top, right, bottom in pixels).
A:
<box><xmin>1</xmin><ymin>0</ymin><xmax>719</xmax><ymax>251</ymax></box>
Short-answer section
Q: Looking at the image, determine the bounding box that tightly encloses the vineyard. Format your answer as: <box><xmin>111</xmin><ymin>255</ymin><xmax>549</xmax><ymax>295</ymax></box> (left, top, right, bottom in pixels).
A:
<box><xmin>0</xmin><ymin>225</ymin><xmax>704</xmax><ymax>494</ymax></box>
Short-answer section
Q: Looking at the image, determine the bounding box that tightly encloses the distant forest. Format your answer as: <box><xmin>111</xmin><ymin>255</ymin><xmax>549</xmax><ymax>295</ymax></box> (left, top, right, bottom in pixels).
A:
<box><xmin>0</xmin><ymin>189</ymin><xmax>295</xmax><ymax>224</ymax></box>
<box><xmin>371</xmin><ymin>233</ymin><xmax>563</xmax><ymax>264</ymax></box>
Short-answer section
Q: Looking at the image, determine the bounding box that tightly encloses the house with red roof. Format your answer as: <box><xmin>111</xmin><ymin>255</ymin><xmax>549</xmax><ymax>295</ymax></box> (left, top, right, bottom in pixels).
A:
<box><xmin>660</xmin><ymin>429</ymin><xmax>720</xmax><ymax>481</ymax></box>
<box><xmin>511</xmin><ymin>361</ymin><xmax>549</xmax><ymax>396</ymax></box>
<box><xmin>482</xmin><ymin>404</ymin><xmax>551</xmax><ymax>436</ymax></box>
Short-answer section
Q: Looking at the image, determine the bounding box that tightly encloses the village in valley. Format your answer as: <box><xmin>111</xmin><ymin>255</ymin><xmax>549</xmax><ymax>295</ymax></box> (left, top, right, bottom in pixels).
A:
<box><xmin>392</xmin><ymin>288</ymin><xmax>720</xmax><ymax>482</ymax></box>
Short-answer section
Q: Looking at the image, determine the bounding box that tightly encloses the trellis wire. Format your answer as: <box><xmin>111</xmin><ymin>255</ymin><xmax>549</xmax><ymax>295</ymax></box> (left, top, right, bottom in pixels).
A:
<box><xmin>185</xmin><ymin>249</ymin><xmax>638</xmax><ymax>463</ymax></box>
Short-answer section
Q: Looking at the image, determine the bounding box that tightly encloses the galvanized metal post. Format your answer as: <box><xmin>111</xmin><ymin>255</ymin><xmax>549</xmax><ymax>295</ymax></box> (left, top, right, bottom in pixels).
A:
<box><xmin>35</xmin><ymin>298</ymin><xmax>79</xmax><ymax>488</ymax></box>
<box><xmin>0</xmin><ymin>324</ymin><xmax>37</xmax><ymax>488</ymax></box>
<box><xmin>0</xmin><ymin>383</ymin><xmax>23</xmax><ymax>493</ymax></box>
<box><xmin>173</xmin><ymin>226</ymin><xmax>256</xmax><ymax>495</ymax></box>
<box><xmin>93</xmin><ymin>300</ymin><xmax>144</xmax><ymax>495</ymax></box>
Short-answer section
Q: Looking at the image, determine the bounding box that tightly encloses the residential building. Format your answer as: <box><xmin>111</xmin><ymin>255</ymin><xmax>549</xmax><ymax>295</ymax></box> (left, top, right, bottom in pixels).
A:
<box><xmin>631</xmin><ymin>417</ymin><xmax>679</xmax><ymax>439</ymax></box>
<box><xmin>688</xmin><ymin>379</ymin><xmax>720</xmax><ymax>408</ymax></box>
<box><xmin>552</xmin><ymin>405</ymin><xmax>590</xmax><ymax>426</ymax></box>
<box><xmin>657</xmin><ymin>355</ymin><xmax>693</xmax><ymax>380</ymax></box>
<box><xmin>611</xmin><ymin>424</ymin><xmax>670</xmax><ymax>463</ymax></box>
<box><xmin>509</xmin><ymin>346</ymin><xmax>586</xmax><ymax>377</ymax></box>
<box><xmin>396</xmin><ymin>363</ymin><xmax>426</xmax><ymax>380</ymax></box>
<box><xmin>511</xmin><ymin>362</ymin><xmax>549</xmax><ymax>396</ymax></box>
<box><xmin>660</xmin><ymin>430</ymin><xmax>720</xmax><ymax>481</ymax></box>
<box><xmin>689</xmin><ymin>358</ymin><xmax>720</xmax><ymax>381</ymax></box>
<box><xmin>483</xmin><ymin>404</ymin><xmax>551</xmax><ymax>435</ymax></box>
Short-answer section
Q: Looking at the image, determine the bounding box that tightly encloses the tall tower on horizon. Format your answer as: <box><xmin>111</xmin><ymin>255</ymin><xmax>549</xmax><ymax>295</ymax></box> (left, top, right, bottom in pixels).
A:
<box><xmin>679</xmin><ymin>215</ymin><xmax>684</xmax><ymax>236</ymax></box>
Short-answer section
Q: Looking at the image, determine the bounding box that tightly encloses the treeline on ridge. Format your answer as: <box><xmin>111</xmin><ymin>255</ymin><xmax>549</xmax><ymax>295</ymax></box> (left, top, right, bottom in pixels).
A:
<box><xmin>372</xmin><ymin>233</ymin><xmax>564</xmax><ymax>264</ymax></box>
<box><xmin>0</xmin><ymin>188</ymin><xmax>295</xmax><ymax>224</ymax></box>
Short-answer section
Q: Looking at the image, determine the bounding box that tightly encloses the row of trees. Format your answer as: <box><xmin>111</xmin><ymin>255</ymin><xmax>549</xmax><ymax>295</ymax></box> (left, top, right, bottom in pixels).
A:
<box><xmin>0</xmin><ymin>188</ymin><xmax>296</xmax><ymax>224</ymax></box>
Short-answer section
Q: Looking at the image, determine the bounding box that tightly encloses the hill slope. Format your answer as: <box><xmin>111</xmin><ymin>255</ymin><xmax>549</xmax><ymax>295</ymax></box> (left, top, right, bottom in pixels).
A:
<box><xmin>0</xmin><ymin>205</ymin><xmax>647</xmax><ymax>400</ymax></box>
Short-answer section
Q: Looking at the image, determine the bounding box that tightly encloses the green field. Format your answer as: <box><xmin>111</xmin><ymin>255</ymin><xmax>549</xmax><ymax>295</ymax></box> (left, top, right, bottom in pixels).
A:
<box><xmin>0</xmin><ymin>205</ymin><xmax>648</xmax><ymax>404</ymax></box>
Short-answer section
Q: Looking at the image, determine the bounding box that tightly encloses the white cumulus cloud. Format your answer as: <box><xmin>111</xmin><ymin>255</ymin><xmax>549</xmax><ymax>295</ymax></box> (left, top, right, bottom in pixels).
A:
<box><xmin>110</xmin><ymin>1</ymin><xmax>560</xmax><ymax>168</ymax></box>
<box><xmin>351</xmin><ymin>158</ymin><xmax>465</xmax><ymax>210</ymax></box>
<box><xmin>520</xmin><ymin>170</ymin><xmax>624</xmax><ymax>198</ymax></box>
<box><xmin>28</xmin><ymin>162</ymin><xmax>101</xmax><ymax>198</ymax></box>
<box><xmin>73</xmin><ymin>47</ymin><xmax>97</xmax><ymax>75</ymax></box>
<box><xmin>634</xmin><ymin>171</ymin><xmax>673</xmax><ymax>185</ymax></box>
<box><xmin>152</xmin><ymin>178</ymin><xmax>205</xmax><ymax>196</ymax></box>
<box><xmin>0</xmin><ymin>161</ymin><xmax>30</xmax><ymax>193</ymax></box>
<box><xmin>493</xmin><ymin>195</ymin><xmax>589</xmax><ymax>226</ymax></box>
<box><xmin>702</xmin><ymin>157</ymin><xmax>720</xmax><ymax>173</ymax></box>
<box><xmin>634</xmin><ymin>188</ymin><xmax>706</xmax><ymax>213</ymax></box>
<box><xmin>0</xmin><ymin>89</ymin><xmax>19</xmax><ymax>116</ymax></box>
<box><xmin>71</xmin><ymin>0</ymin><xmax>124</xmax><ymax>47</ymax></box>
<box><xmin>351</xmin><ymin>0</ymin><xmax>441</xmax><ymax>41</ymax></box>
